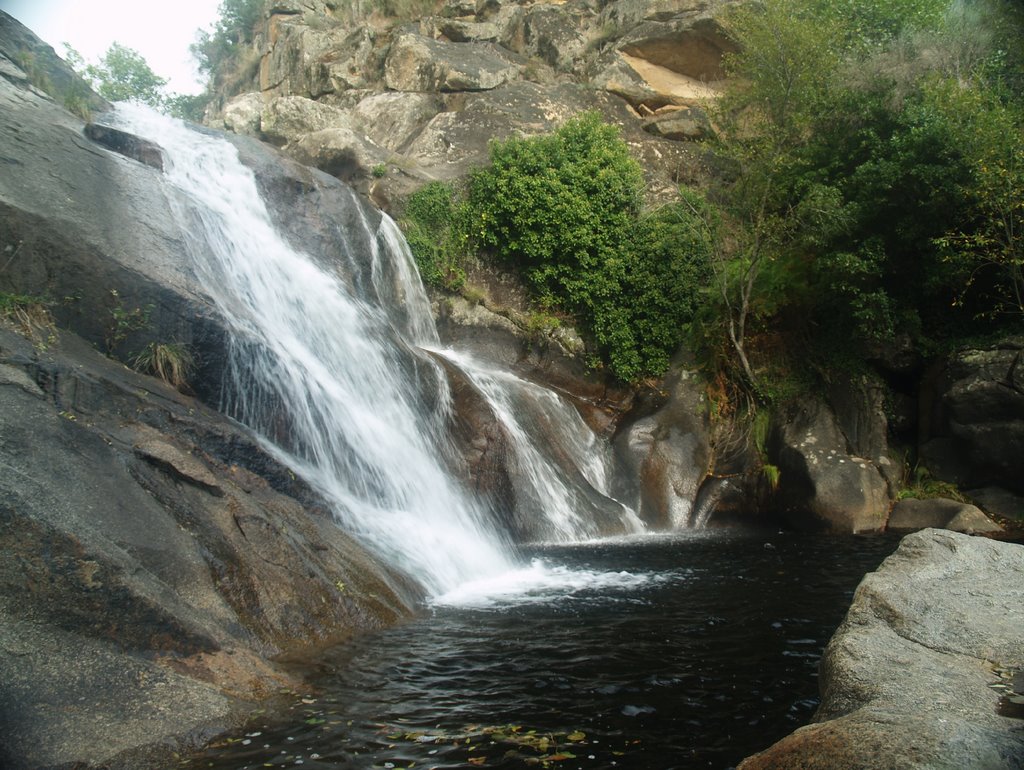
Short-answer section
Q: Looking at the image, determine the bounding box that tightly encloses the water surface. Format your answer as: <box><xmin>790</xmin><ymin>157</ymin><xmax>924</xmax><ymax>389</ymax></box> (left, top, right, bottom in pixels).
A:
<box><xmin>187</xmin><ymin>530</ymin><xmax>898</xmax><ymax>770</ymax></box>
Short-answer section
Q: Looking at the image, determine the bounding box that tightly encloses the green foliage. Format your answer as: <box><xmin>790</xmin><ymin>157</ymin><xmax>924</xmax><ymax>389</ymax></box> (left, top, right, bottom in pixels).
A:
<box><xmin>401</xmin><ymin>181</ymin><xmax>471</xmax><ymax>292</ymax></box>
<box><xmin>701</xmin><ymin>0</ymin><xmax>1024</xmax><ymax>400</ymax></box>
<box><xmin>469</xmin><ymin>112</ymin><xmax>709</xmax><ymax>382</ymax></box>
<box><xmin>61</xmin><ymin>77</ymin><xmax>93</xmax><ymax>121</ymax></box>
<box><xmin>897</xmin><ymin>465</ymin><xmax>968</xmax><ymax>503</ymax></box>
<box><xmin>132</xmin><ymin>342</ymin><xmax>195</xmax><ymax>392</ymax></box>
<box><xmin>192</xmin><ymin>0</ymin><xmax>264</xmax><ymax>78</ymax></box>
<box><xmin>65</xmin><ymin>43</ymin><xmax>212</xmax><ymax>119</ymax></box>
<box><xmin>928</xmin><ymin>79</ymin><xmax>1024</xmax><ymax>317</ymax></box>
<box><xmin>82</xmin><ymin>43</ymin><xmax>168</xmax><ymax>106</ymax></box>
<box><xmin>15</xmin><ymin>50</ymin><xmax>53</xmax><ymax>93</ymax></box>
<box><xmin>525</xmin><ymin>310</ymin><xmax>562</xmax><ymax>342</ymax></box>
<box><xmin>720</xmin><ymin>0</ymin><xmax>842</xmax><ymax>139</ymax></box>
<box><xmin>164</xmin><ymin>93</ymin><xmax>209</xmax><ymax>121</ymax></box>
<box><xmin>0</xmin><ymin>291</ymin><xmax>56</xmax><ymax>347</ymax></box>
<box><xmin>105</xmin><ymin>289</ymin><xmax>153</xmax><ymax>353</ymax></box>
<box><xmin>811</xmin><ymin>0</ymin><xmax>947</xmax><ymax>49</ymax></box>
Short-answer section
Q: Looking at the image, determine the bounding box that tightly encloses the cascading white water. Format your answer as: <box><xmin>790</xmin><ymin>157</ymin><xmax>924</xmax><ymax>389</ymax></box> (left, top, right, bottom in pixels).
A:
<box><xmin>434</xmin><ymin>349</ymin><xmax>645</xmax><ymax>541</ymax></box>
<box><xmin>114</xmin><ymin>105</ymin><xmax>513</xmax><ymax>596</ymax></box>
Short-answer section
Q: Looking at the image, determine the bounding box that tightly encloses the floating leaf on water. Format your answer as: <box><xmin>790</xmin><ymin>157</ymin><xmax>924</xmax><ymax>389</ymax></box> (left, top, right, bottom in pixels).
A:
<box><xmin>567</xmin><ymin>731</ymin><xmax>586</xmax><ymax>742</ymax></box>
<box><xmin>546</xmin><ymin>752</ymin><xmax>577</xmax><ymax>761</ymax></box>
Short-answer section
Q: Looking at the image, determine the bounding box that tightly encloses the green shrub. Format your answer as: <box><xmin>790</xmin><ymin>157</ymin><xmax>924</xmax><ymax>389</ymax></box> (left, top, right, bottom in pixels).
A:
<box><xmin>401</xmin><ymin>181</ymin><xmax>472</xmax><ymax>292</ymax></box>
<box><xmin>105</xmin><ymin>289</ymin><xmax>153</xmax><ymax>353</ymax></box>
<box><xmin>468</xmin><ymin>113</ymin><xmax>710</xmax><ymax>382</ymax></box>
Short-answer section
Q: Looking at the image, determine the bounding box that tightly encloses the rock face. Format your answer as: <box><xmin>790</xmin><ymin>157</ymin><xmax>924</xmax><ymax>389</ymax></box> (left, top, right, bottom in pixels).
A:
<box><xmin>384</xmin><ymin>33</ymin><xmax>524</xmax><ymax>92</ymax></box>
<box><xmin>205</xmin><ymin>0</ymin><xmax>742</xmax><ymax>204</ymax></box>
<box><xmin>0</xmin><ymin>28</ymin><xmax>426</xmax><ymax>768</ymax></box>
<box><xmin>920</xmin><ymin>338</ymin><xmax>1024</xmax><ymax>517</ymax></box>
<box><xmin>614</xmin><ymin>362</ymin><xmax>712</xmax><ymax>528</ymax></box>
<box><xmin>772</xmin><ymin>399</ymin><xmax>891</xmax><ymax>533</ymax></box>
<box><xmin>888</xmin><ymin>497</ymin><xmax>1003</xmax><ymax>534</ymax></box>
<box><xmin>0</xmin><ymin>326</ymin><xmax>416</xmax><ymax>770</ymax></box>
<box><xmin>739</xmin><ymin>529</ymin><xmax>1024</xmax><ymax>769</ymax></box>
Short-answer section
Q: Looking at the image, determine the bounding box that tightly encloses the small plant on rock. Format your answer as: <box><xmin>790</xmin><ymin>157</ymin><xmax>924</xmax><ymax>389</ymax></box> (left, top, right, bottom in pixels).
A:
<box><xmin>105</xmin><ymin>289</ymin><xmax>153</xmax><ymax>353</ymax></box>
<box><xmin>132</xmin><ymin>342</ymin><xmax>195</xmax><ymax>392</ymax></box>
<box><xmin>0</xmin><ymin>291</ymin><xmax>57</xmax><ymax>348</ymax></box>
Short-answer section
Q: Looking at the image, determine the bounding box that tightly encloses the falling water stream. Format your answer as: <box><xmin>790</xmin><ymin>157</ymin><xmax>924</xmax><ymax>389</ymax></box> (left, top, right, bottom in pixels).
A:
<box><xmin>111</xmin><ymin>108</ymin><xmax>900</xmax><ymax>769</ymax></box>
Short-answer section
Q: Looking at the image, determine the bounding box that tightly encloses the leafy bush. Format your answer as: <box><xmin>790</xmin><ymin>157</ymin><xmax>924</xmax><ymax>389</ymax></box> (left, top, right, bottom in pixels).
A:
<box><xmin>105</xmin><ymin>289</ymin><xmax>153</xmax><ymax>353</ymax></box>
<box><xmin>401</xmin><ymin>181</ymin><xmax>471</xmax><ymax>292</ymax></box>
<box><xmin>702</xmin><ymin>0</ymin><xmax>1024</xmax><ymax>400</ymax></box>
<box><xmin>81</xmin><ymin>43</ymin><xmax>168</xmax><ymax>107</ymax></box>
<box><xmin>468</xmin><ymin>112</ymin><xmax>710</xmax><ymax>381</ymax></box>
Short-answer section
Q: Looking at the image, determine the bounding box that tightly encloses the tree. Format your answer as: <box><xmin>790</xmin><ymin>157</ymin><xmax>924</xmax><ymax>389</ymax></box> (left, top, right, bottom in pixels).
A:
<box><xmin>932</xmin><ymin>81</ymin><xmax>1024</xmax><ymax>317</ymax></box>
<box><xmin>704</xmin><ymin>0</ymin><xmax>844</xmax><ymax>394</ymax></box>
<box><xmin>83</xmin><ymin>43</ymin><xmax>168</xmax><ymax>107</ymax></box>
<box><xmin>192</xmin><ymin>0</ymin><xmax>264</xmax><ymax>78</ymax></box>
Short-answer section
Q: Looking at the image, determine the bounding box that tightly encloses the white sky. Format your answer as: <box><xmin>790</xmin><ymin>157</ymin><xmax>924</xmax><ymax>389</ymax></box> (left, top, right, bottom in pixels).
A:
<box><xmin>1</xmin><ymin>0</ymin><xmax>222</xmax><ymax>94</ymax></box>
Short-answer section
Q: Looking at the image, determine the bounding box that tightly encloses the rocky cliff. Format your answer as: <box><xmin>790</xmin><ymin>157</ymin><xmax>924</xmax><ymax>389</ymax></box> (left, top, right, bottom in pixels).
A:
<box><xmin>207</xmin><ymin>0</ymin><xmax>738</xmax><ymax>209</ymax></box>
<box><xmin>200</xmin><ymin>0</ymin><xmax>1024</xmax><ymax>536</ymax></box>
<box><xmin>0</xmin><ymin>16</ymin><xmax>425</xmax><ymax>766</ymax></box>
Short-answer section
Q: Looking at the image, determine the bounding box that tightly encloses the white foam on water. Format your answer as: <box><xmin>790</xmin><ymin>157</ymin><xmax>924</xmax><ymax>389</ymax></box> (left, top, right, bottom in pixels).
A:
<box><xmin>432</xmin><ymin>557</ymin><xmax>668</xmax><ymax>608</ymax></box>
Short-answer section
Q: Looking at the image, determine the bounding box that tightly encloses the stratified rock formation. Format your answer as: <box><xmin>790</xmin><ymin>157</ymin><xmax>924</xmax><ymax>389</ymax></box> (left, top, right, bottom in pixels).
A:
<box><xmin>208</xmin><ymin>0</ymin><xmax>741</xmax><ymax>205</ymax></box>
<box><xmin>739</xmin><ymin>529</ymin><xmax>1024</xmax><ymax>769</ymax></box>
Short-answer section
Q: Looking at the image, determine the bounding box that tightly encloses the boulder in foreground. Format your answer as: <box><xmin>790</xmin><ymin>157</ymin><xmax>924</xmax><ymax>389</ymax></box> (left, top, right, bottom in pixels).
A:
<box><xmin>739</xmin><ymin>529</ymin><xmax>1024</xmax><ymax>769</ymax></box>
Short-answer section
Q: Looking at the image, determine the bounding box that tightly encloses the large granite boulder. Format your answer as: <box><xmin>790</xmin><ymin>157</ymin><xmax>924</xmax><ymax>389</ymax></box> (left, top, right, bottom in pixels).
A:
<box><xmin>351</xmin><ymin>91</ymin><xmax>444</xmax><ymax>151</ymax></box>
<box><xmin>772</xmin><ymin>399</ymin><xmax>891</xmax><ymax>533</ymax></box>
<box><xmin>402</xmin><ymin>80</ymin><xmax>663</xmax><ymax>175</ymax></box>
<box><xmin>739</xmin><ymin>529</ymin><xmax>1024</xmax><ymax>769</ymax></box>
<box><xmin>613</xmin><ymin>362</ymin><xmax>712</xmax><ymax>528</ymax></box>
<box><xmin>920</xmin><ymin>338</ymin><xmax>1024</xmax><ymax>496</ymax></box>
<box><xmin>501</xmin><ymin>4</ymin><xmax>591</xmax><ymax>72</ymax></box>
<box><xmin>384</xmin><ymin>33</ymin><xmax>524</xmax><ymax>92</ymax></box>
<box><xmin>259</xmin><ymin>13</ymin><xmax>346</xmax><ymax>97</ymax></box>
<box><xmin>258</xmin><ymin>93</ymin><xmax>352</xmax><ymax>144</ymax></box>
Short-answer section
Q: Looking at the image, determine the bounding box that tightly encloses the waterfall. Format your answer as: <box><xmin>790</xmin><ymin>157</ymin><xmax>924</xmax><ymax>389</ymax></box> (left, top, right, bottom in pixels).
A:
<box><xmin>114</xmin><ymin>106</ymin><xmax>513</xmax><ymax>596</ymax></box>
<box><xmin>434</xmin><ymin>349</ymin><xmax>645</xmax><ymax>541</ymax></box>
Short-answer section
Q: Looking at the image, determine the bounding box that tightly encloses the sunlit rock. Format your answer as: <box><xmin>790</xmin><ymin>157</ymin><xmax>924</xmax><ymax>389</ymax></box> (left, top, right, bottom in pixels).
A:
<box><xmin>739</xmin><ymin>529</ymin><xmax>1024</xmax><ymax>769</ymax></box>
<box><xmin>384</xmin><ymin>33</ymin><xmax>524</xmax><ymax>92</ymax></box>
<box><xmin>772</xmin><ymin>399</ymin><xmax>890</xmax><ymax>533</ymax></box>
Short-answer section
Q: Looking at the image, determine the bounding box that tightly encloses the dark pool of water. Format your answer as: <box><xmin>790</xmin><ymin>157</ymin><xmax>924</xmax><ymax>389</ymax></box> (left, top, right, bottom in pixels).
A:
<box><xmin>187</xmin><ymin>530</ymin><xmax>899</xmax><ymax>770</ymax></box>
